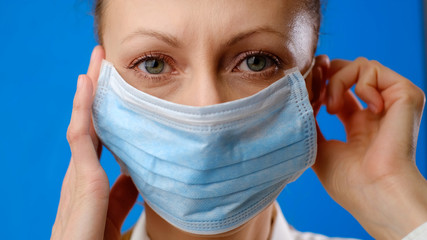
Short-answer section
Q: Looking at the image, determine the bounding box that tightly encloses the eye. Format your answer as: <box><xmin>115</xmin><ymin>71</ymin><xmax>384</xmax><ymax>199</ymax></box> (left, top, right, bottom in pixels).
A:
<box><xmin>137</xmin><ymin>58</ymin><xmax>171</xmax><ymax>74</ymax></box>
<box><xmin>237</xmin><ymin>54</ymin><xmax>278</xmax><ymax>73</ymax></box>
<box><xmin>246</xmin><ymin>56</ymin><xmax>267</xmax><ymax>71</ymax></box>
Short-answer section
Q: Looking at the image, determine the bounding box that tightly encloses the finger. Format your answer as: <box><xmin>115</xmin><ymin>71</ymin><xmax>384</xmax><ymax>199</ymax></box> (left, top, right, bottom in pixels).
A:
<box><xmin>87</xmin><ymin>45</ymin><xmax>106</xmax><ymax>95</ymax></box>
<box><xmin>67</xmin><ymin>75</ymin><xmax>99</xmax><ymax>169</ymax></box>
<box><xmin>376</xmin><ymin>64</ymin><xmax>425</xmax><ymax>115</ymax></box>
<box><xmin>327</xmin><ymin>59</ymin><xmax>351</xmax><ymax>79</ymax></box>
<box><xmin>106</xmin><ymin>175</ymin><xmax>139</xmax><ymax>232</ymax></box>
<box><xmin>335</xmin><ymin>90</ymin><xmax>364</xmax><ymax>121</ymax></box>
<box><xmin>354</xmin><ymin>60</ymin><xmax>384</xmax><ymax>113</ymax></box>
<box><xmin>314</xmin><ymin>91</ymin><xmax>362</xmax><ymax>162</ymax></box>
<box><xmin>86</xmin><ymin>46</ymin><xmax>105</xmax><ymax>155</ymax></box>
<box><xmin>325</xmin><ymin>59</ymin><xmax>352</xmax><ymax>113</ymax></box>
<box><xmin>327</xmin><ymin>58</ymin><xmax>384</xmax><ymax>114</ymax></box>
<box><xmin>333</xmin><ymin>90</ymin><xmax>369</xmax><ymax>141</ymax></box>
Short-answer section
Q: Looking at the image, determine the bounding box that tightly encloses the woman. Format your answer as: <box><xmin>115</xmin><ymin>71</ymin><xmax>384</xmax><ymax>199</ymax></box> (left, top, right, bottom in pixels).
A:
<box><xmin>51</xmin><ymin>0</ymin><xmax>427</xmax><ymax>239</ymax></box>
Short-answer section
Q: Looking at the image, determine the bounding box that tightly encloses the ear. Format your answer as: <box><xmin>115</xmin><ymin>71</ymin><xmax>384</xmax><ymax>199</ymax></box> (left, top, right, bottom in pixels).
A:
<box><xmin>309</xmin><ymin>54</ymin><xmax>330</xmax><ymax>116</ymax></box>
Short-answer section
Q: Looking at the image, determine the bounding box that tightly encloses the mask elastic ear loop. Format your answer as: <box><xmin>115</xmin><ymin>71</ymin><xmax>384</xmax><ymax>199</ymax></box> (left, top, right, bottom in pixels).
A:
<box><xmin>302</xmin><ymin>59</ymin><xmax>316</xmax><ymax>79</ymax></box>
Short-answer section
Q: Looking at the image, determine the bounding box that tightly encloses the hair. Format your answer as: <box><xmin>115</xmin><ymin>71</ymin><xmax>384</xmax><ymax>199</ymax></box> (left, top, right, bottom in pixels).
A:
<box><xmin>94</xmin><ymin>0</ymin><xmax>323</xmax><ymax>45</ymax></box>
<box><xmin>94</xmin><ymin>0</ymin><xmax>106</xmax><ymax>44</ymax></box>
<box><xmin>304</xmin><ymin>0</ymin><xmax>323</xmax><ymax>34</ymax></box>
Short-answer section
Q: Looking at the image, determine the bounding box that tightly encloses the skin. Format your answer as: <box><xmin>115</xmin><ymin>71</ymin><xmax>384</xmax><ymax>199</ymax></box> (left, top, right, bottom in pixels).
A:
<box><xmin>51</xmin><ymin>0</ymin><xmax>427</xmax><ymax>240</ymax></box>
<box><xmin>102</xmin><ymin>0</ymin><xmax>316</xmax><ymax>104</ymax></box>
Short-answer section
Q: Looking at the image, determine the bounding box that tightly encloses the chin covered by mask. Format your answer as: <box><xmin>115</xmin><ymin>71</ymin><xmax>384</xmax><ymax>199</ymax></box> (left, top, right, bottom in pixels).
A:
<box><xmin>92</xmin><ymin>60</ymin><xmax>317</xmax><ymax>235</ymax></box>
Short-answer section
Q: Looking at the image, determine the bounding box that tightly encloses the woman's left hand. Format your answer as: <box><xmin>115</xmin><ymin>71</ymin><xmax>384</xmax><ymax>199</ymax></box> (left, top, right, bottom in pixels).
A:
<box><xmin>313</xmin><ymin>57</ymin><xmax>427</xmax><ymax>240</ymax></box>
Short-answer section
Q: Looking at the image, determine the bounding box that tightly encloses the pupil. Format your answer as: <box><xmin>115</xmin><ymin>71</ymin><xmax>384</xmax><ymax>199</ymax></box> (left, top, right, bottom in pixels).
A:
<box><xmin>145</xmin><ymin>59</ymin><xmax>164</xmax><ymax>74</ymax></box>
<box><xmin>247</xmin><ymin>56</ymin><xmax>266</xmax><ymax>72</ymax></box>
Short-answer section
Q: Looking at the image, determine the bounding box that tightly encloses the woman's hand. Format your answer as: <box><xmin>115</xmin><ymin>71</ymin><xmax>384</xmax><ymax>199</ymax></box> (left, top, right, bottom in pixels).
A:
<box><xmin>51</xmin><ymin>46</ymin><xmax>138</xmax><ymax>240</ymax></box>
<box><xmin>313</xmin><ymin>57</ymin><xmax>427</xmax><ymax>239</ymax></box>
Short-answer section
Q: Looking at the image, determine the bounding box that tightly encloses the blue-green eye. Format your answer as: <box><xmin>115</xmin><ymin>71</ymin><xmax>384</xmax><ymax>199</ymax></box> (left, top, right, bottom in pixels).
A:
<box><xmin>238</xmin><ymin>54</ymin><xmax>276</xmax><ymax>72</ymax></box>
<box><xmin>246</xmin><ymin>56</ymin><xmax>267</xmax><ymax>71</ymax></box>
<box><xmin>137</xmin><ymin>58</ymin><xmax>171</xmax><ymax>74</ymax></box>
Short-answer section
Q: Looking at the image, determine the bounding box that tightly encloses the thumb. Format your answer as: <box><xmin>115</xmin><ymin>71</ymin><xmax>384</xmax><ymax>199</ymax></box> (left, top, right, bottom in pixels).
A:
<box><xmin>105</xmin><ymin>175</ymin><xmax>139</xmax><ymax>239</ymax></box>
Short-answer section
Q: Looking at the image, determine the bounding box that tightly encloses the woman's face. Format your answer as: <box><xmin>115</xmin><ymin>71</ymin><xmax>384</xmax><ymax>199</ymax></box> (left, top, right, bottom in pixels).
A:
<box><xmin>102</xmin><ymin>0</ymin><xmax>318</xmax><ymax>106</ymax></box>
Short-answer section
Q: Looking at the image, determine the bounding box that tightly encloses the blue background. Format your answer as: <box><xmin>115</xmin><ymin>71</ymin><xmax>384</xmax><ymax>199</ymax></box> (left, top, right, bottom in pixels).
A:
<box><xmin>0</xmin><ymin>1</ymin><xmax>425</xmax><ymax>239</ymax></box>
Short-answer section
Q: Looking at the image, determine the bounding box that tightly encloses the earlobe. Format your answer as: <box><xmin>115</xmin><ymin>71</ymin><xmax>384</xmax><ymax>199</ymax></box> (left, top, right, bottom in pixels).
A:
<box><xmin>311</xmin><ymin>54</ymin><xmax>330</xmax><ymax>116</ymax></box>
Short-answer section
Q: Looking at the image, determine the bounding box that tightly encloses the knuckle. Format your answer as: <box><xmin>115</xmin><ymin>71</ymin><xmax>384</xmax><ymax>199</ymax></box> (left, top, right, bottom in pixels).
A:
<box><xmin>369</xmin><ymin>60</ymin><xmax>382</xmax><ymax>73</ymax></box>
<box><xmin>414</xmin><ymin>87</ymin><xmax>426</xmax><ymax>110</ymax></box>
<box><xmin>355</xmin><ymin>57</ymin><xmax>369</xmax><ymax>65</ymax></box>
<box><xmin>355</xmin><ymin>57</ymin><xmax>383</xmax><ymax>69</ymax></box>
<box><xmin>422</xmin><ymin>90</ymin><xmax>426</xmax><ymax>105</ymax></box>
<box><xmin>370</xmin><ymin>60</ymin><xmax>382</xmax><ymax>71</ymax></box>
<box><xmin>417</xmin><ymin>86</ymin><xmax>426</xmax><ymax>101</ymax></box>
<box><xmin>369</xmin><ymin>60</ymin><xmax>381</xmax><ymax>67</ymax></box>
<box><xmin>66</xmin><ymin>127</ymin><xmax>84</xmax><ymax>144</ymax></box>
<box><xmin>396</xmin><ymin>83</ymin><xmax>425</xmax><ymax>108</ymax></box>
<box><xmin>356</xmin><ymin>57</ymin><xmax>378</xmax><ymax>74</ymax></box>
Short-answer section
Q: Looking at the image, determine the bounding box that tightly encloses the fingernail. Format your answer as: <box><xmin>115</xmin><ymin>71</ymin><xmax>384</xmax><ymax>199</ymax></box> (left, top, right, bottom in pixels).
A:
<box><xmin>77</xmin><ymin>75</ymin><xmax>84</xmax><ymax>90</ymax></box>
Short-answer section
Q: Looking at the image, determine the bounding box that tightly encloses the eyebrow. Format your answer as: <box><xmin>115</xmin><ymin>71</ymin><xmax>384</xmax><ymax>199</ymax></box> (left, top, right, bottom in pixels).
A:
<box><xmin>224</xmin><ymin>26</ymin><xmax>285</xmax><ymax>47</ymax></box>
<box><xmin>121</xmin><ymin>30</ymin><xmax>181</xmax><ymax>48</ymax></box>
<box><xmin>121</xmin><ymin>26</ymin><xmax>285</xmax><ymax>48</ymax></box>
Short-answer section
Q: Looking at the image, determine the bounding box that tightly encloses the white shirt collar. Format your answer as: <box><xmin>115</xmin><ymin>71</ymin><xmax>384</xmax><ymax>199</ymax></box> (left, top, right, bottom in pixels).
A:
<box><xmin>270</xmin><ymin>201</ymin><xmax>294</xmax><ymax>240</ymax></box>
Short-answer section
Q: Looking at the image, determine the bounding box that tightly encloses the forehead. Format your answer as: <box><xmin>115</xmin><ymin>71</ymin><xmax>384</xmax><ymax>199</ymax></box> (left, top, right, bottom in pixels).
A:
<box><xmin>102</xmin><ymin>0</ymin><xmax>315</xmax><ymax>68</ymax></box>
<box><xmin>103</xmin><ymin>0</ymin><xmax>309</xmax><ymax>43</ymax></box>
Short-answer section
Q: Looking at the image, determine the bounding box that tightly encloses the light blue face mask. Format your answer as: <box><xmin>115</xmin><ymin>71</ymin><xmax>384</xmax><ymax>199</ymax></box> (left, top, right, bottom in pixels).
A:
<box><xmin>92</xmin><ymin>60</ymin><xmax>317</xmax><ymax>235</ymax></box>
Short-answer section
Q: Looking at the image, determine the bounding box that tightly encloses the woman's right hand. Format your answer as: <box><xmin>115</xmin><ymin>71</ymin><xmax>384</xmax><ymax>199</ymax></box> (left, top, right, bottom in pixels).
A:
<box><xmin>51</xmin><ymin>46</ymin><xmax>138</xmax><ymax>240</ymax></box>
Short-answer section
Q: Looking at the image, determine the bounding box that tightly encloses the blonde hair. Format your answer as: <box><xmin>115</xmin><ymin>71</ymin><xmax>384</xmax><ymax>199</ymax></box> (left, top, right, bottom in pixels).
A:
<box><xmin>94</xmin><ymin>0</ymin><xmax>108</xmax><ymax>45</ymax></box>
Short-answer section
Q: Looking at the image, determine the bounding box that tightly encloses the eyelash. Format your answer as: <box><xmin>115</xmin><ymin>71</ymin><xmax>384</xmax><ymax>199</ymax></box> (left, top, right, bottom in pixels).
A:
<box><xmin>233</xmin><ymin>50</ymin><xmax>283</xmax><ymax>78</ymax></box>
<box><xmin>126</xmin><ymin>52</ymin><xmax>176</xmax><ymax>81</ymax></box>
<box><xmin>126</xmin><ymin>50</ymin><xmax>283</xmax><ymax>80</ymax></box>
<box><xmin>235</xmin><ymin>50</ymin><xmax>282</xmax><ymax>69</ymax></box>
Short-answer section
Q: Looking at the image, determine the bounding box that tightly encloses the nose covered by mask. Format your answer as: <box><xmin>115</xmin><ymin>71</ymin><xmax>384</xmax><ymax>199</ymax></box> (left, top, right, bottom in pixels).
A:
<box><xmin>92</xmin><ymin>60</ymin><xmax>317</xmax><ymax>235</ymax></box>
